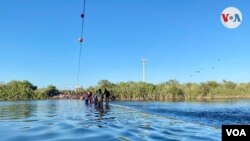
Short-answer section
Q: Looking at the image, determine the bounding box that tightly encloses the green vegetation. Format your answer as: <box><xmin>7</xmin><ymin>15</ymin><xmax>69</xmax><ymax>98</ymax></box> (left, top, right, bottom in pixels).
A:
<box><xmin>1</xmin><ymin>80</ymin><xmax>250</xmax><ymax>101</ymax></box>
<box><xmin>86</xmin><ymin>80</ymin><xmax>250</xmax><ymax>101</ymax></box>
<box><xmin>0</xmin><ymin>80</ymin><xmax>59</xmax><ymax>100</ymax></box>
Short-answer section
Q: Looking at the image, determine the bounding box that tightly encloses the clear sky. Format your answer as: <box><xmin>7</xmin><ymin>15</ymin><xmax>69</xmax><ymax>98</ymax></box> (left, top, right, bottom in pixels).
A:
<box><xmin>0</xmin><ymin>0</ymin><xmax>249</xmax><ymax>89</ymax></box>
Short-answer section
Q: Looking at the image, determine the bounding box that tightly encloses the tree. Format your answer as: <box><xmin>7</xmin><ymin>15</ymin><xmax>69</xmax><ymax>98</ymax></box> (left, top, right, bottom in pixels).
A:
<box><xmin>97</xmin><ymin>80</ymin><xmax>114</xmax><ymax>89</ymax></box>
<box><xmin>44</xmin><ymin>85</ymin><xmax>60</xmax><ymax>97</ymax></box>
<box><xmin>0</xmin><ymin>80</ymin><xmax>35</xmax><ymax>100</ymax></box>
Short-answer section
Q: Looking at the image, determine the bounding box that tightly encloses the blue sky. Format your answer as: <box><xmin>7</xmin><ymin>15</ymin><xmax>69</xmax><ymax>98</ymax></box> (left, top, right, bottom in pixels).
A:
<box><xmin>0</xmin><ymin>0</ymin><xmax>249</xmax><ymax>89</ymax></box>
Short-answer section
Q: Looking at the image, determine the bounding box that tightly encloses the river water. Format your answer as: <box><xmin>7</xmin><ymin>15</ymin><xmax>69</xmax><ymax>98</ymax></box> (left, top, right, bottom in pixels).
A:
<box><xmin>0</xmin><ymin>99</ymin><xmax>249</xmax><ymax>141</ymax></box>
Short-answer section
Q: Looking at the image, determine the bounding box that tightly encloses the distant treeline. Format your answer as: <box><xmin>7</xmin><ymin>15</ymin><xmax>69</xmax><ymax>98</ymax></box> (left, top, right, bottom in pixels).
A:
<box><xmin>1</xmin><ymin>80</ymin><xmax>250</xmax><ymax>101</ymax></box>
<box><xmin>84</xmin><ymin>80</ymin><xmax>250</xmax><ymax>101</ymax></box>
<box><xmin>0</xmin><ymin>80</ymin><xmax>59</xmax><ymax>100</ymax></box>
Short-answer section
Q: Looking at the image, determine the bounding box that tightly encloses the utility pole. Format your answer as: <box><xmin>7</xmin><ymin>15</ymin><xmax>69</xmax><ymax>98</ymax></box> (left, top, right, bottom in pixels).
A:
<box><xmin>141</xmin><ymin>58</ymin><xmax>147</xmax><ymax>82</ymax></box>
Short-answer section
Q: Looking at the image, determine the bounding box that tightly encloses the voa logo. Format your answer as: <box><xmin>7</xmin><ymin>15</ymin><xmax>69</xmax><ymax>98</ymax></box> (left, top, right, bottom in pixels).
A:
<box><xmin>226</xmin><ymin>129</ymin><xmax>246</xmax><ymax>137</ymax></box>
<box><xmin>221</xmin><ymin>7</ymin><xmax>242</xmax><ymax>29</ymax></box>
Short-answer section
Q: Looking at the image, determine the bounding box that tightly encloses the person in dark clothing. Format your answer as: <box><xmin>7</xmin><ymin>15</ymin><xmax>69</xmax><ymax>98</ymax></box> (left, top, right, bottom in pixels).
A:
<box><xmin>87</xmin><ymin>92</ymin><xmax>93</xmax><ymax>104</ymax></box>
<box><xmin>104</xmin><ymin>89</ymin><xmax>110</xmax><ymax>105</ymax></box>
<box><xmin>83</xmin><ymin>92</ymin><xmax>89</xmax><ymax>105</ymax></box>
<box><xmin>111</xmin><ymin>95</ymin><xmax>116</xmax><ymax>101</ymax></box>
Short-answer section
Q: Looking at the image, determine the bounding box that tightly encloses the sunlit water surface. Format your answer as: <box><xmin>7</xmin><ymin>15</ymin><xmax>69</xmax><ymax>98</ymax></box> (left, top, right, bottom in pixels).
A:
<box><xmin>0</xmin><ymin>100</ymin><xmax>249</xmax><ymax>141</ymax></box>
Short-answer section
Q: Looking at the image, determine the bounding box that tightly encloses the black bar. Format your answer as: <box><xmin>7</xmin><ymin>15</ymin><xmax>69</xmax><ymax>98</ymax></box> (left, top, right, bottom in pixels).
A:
<box><xmin>222</xmin><ymin>125</ymin><xmax>250</xmax><ymax>141</ymax></box>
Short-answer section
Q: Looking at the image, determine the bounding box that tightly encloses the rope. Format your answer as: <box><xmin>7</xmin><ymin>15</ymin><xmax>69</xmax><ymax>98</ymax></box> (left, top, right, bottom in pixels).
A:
<box><xmin>76</xmin><ymin>44</ymin><xmax>82</xmax><ymax>86</ymax></box>
<box><xmin>76</xmin><ymin>0</ymin><xmax>87</xmax><ymax>86</ymax></box>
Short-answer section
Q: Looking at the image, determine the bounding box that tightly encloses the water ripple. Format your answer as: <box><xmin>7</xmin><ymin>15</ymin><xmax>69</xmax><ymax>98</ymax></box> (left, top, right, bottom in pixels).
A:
<box><xmin>0</xmin><ymin>100</ymin><xmax>225</xmax><ymax>141</ymax></box>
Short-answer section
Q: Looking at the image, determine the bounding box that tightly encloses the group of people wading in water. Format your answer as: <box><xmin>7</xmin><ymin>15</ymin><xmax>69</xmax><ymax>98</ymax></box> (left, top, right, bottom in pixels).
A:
<box><xmin>83</xmin><ymin>89</ymin><xmax>114</xmax><ymax>109</ymax></box>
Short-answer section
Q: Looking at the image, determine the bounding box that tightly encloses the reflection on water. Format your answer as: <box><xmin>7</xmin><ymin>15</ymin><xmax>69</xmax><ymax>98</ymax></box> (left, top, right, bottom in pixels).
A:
<box><xmin>0</xmin><ymin>100</ymin><xmax>222</xmax><ymax>141</ymax></box>
<box><xmin>0</xmin><ymin>102</ymin><xmax>37</xmax><ymax>120</ymax></box>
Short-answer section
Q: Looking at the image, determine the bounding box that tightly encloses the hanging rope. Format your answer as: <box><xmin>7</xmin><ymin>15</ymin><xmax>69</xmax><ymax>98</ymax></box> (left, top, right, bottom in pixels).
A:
<box><xmin>76</xmin><ymin>0</ymin><xmax>87</xmax><ymax>86</ymax></box>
